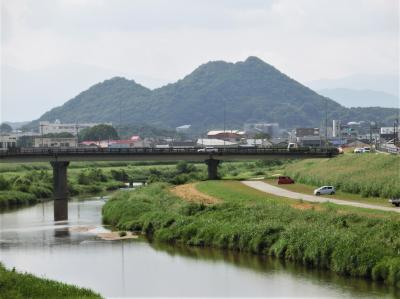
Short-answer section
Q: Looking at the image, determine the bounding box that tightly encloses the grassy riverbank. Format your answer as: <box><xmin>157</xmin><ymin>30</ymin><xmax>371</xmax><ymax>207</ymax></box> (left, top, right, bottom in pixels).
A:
<box><xmin>102</xmin><ymin>181</ymin><xmax>400</xmax><ymax>288</ymax></box>
<box><xmin>0</xmin><ymin>263</ymin><xmax>101</xmax><ymax>299</ymax></box>
<box><xmin>283</xmin><ymin>153</ymin><xmax>400</xmax><ymax>198</ymax></box>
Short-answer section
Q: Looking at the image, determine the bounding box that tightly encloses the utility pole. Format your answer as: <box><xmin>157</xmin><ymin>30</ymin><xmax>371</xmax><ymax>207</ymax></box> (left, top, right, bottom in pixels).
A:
<box><xmin>40</xmin><ymin>123</ymin><xmax>44</xmax><ymax>147</ymax></box>
<box><xmin>369</xmin><ymin>122</ymin><xmax>373</xmax><ymax>145</ymax></box>
<box><xmin>119</xmin><ymin>99</ymin><xmax>122</xmax><ymax>138</ymax></box>
<box><xmin>223</xmin><ymin>99</ymin><xmax>226</xmax><ymax>147</ymax></box>
<box><xmin>75</xmin><ymin>123</ymin><xmax>79</xmax><ymax>148</ymax></box>
<box><xmin>325</xmin><ymin>98</ymin><xmax>328</xmax><ymax>149</ymax></box>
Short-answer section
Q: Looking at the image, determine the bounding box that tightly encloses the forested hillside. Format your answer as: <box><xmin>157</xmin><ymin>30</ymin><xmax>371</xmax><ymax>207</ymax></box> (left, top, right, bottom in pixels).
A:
<box><xmin>31</xmin><ymin>57</ymin><xmax>399</xmax><ymax>132</ymax></box>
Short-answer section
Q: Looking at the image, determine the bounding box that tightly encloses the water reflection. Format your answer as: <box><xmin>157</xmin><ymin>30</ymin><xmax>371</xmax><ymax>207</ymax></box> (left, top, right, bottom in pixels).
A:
<box><xmin>0</xmin><ymin>198</ymin><xmax>397</xmax><ymax>298</ymax></box>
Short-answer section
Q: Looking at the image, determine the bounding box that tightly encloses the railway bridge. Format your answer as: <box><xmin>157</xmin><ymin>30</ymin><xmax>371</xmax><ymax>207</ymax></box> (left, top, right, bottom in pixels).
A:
<box><xmin>0</xmin><ymin>147</ymin><xmax>339</xmax><ymax>220</ymax></box>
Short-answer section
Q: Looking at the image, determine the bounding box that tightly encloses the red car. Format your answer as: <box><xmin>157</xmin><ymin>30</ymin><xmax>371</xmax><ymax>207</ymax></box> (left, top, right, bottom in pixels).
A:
<box><xmin>278</xmin><ymin>176</ymin><xmax>295</xmax><ymax>184</ymax></box>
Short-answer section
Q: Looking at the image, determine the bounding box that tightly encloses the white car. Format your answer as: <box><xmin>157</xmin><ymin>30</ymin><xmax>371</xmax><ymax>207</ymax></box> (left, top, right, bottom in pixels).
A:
<box><xmin>363</xmin><ymin>147</ymin><xmax>371</xmax><ymax>153</ymax></box>
<box><xmin>314</xmin><ymin>186</ymin><xmax>336</xmax><ymax>196</ymax></box>
<box><xmin>197</xmin><ymin>147</ymin><xmax>218</xmax><ymax>153</ymax></box>
<box><xmin>354</xmin><ymin>148</ymin><xmax>364</xmax><ymax>153</ymax></box>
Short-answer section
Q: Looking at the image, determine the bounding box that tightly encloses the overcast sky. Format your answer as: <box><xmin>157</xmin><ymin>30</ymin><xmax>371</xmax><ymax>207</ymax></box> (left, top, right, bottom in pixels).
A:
<box><xmin>1</xmin><ymin>0</ymin><xmax>399</xmax><ymax>122</ymax></box>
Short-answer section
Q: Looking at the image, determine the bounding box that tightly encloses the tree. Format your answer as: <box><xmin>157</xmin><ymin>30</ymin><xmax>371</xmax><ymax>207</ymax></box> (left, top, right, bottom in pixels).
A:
<box><xmin>79</xmin><ymin>124</ymin><xmax>119</xmax><ymax>141</ymax></box>
<box><xmin>0</xmin><ymin>123</ymin><xmax>12</xmax><ymax>133</ymax></box>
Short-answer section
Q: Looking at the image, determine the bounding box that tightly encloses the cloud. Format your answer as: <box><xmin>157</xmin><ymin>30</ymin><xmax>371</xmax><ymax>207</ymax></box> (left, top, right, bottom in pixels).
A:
<box><xmin>1</xmin><ymin>0</ymin><xmax>398</xmax><ymax>121</ymax></box>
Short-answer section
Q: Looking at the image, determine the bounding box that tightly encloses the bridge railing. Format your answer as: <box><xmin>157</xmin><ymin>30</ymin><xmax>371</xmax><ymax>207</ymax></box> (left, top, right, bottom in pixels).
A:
<box><xmin>0</xmin><ymin>146</ymin><xmax>339</xmax><ymax>157</ymax></box>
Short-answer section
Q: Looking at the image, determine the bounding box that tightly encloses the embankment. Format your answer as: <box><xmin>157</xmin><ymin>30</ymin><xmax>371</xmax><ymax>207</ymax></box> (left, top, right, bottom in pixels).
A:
<box><xmin>102</xmin><ymin>181</ymin><xmax>400</xmax><ymax>288</ymax></box>
<box><xmin>283</xmin><ymin>153</ymin><xmax>400</xmax><ymax>198</ymax></box>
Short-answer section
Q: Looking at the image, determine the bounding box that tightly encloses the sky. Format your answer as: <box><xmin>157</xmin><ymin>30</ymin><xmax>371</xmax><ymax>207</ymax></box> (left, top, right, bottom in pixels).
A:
<box><xmin>1</xmin><ymin>0</ymin><xmax>399</xmax><ymax>122</ymax></box>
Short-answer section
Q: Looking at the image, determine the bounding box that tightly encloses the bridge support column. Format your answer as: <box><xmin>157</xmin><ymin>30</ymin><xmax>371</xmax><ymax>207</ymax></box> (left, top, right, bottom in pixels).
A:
<box><xmin>205</xmin><ymin>159</ymin><xmax>220</xmax><ymax>180</ymax></box>
<box><xmin>51</xmin><ymin>161</ymin><xmax>70</xmax><ymax>221</ymax></box>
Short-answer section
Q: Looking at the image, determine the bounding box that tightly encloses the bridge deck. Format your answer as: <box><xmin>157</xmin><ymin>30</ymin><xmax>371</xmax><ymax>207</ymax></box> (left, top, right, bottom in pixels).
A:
<box><xmin>0</xmin><ymin>147</ymin><xmax>339</xmax><ymax>162</ymax></box>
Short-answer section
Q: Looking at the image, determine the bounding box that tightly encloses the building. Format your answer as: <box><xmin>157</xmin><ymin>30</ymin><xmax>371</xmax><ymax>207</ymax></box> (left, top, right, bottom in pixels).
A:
<box><xmin>34</xmin><ymin>137</ymin><xmax>78</xmax><ymax>148</ymax></box>
<box><xmin>196</xmin><ymin>138</ymin><xmax>238</xmax><ymax>147</ymax></box>
<box><xmin>332</xmin><ymin>120</ymin><xmax>341</xmax><ymax>137</ymax></box>
<box><xmin>295</xmin><ymin>128</ymin><xmax>320</xmax><ymax>138</ymax></box>
<box><xmin>169</xmin><ymin>141</ymin><xmax>196</xmax><ymax>148</ymax></box>
<box><xmin>244</xmin><ymin>123</ymin><xmax>279</xmax><ymax>137</ymax></box>
<box><xmin>39</xmin><ymin>120</ymin><xmax>111</xmax><ymax>136</ymax></box>
<box><xmin>297</xmin><ymin>136</ymin><xmax>323</xmax><ymax>147</ymax></box>
<box><xmin>0</xmin><ymin>135</ymin><xmax>17</xmax><ymax>150</ymax></box>
<box><xmin>207</xmin><ymin>130</ymin><xmax>245</xmax><ymax>142</ymax></box>
<box><xmin>79</xmin><ymin>136</ymin><xmax>148</xmax><ymax>148</ymax></box>
<box><xmin>380</xmin><ymin>127</ymin><xmax>400</xmax><ymax>141</ymax></box>
<box><xmin>241</xmin><ymin>139</ymin><xmax>272</xmax><ymax>148</ymax></box>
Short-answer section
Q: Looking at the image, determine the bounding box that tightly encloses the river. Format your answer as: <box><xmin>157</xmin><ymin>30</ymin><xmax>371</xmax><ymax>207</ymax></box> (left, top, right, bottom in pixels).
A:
<box><xmin>0</xmin><ymin>198</ymin><xmax>396</xmax><ymax>298</ymax></box>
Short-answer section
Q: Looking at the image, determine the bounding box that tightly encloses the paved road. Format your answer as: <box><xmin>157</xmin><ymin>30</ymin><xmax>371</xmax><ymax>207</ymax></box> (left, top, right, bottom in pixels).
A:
<box><xmin>242</xmin><ymin>180</ymin><xmax>400</xmax><ymax>213</ymax></box>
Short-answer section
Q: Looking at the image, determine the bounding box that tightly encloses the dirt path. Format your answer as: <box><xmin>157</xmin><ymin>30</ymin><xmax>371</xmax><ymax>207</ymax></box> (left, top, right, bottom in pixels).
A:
<box><xmin>242</xmin><ymin>181</ymin><xmax>400</xmax><ymax>213</ymax></box>
<box><xmin>170</xmin><ymin>183</ymin><xmax>219</xmax><ymax>204</ymax></box>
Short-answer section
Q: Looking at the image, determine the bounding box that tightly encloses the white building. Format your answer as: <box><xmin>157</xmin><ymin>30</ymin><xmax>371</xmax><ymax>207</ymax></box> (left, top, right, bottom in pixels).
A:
<box><xmin>0</xmin><ymin>135</ymin><xmax>17</xmax><ymax>150</ymax></box>
<box><xmin>39</xmin><ymin>120</ymin><xmax>111</xmax><ymax>136</ymax></box>
<box><xmin>196</xmin><ymin>138</ymin><xmax>238</xmax><ymax>147</ymax></box>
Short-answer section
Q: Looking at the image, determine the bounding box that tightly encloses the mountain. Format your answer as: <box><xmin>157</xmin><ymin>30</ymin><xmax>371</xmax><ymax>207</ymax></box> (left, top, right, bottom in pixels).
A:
<box><xmin>1</xmin><ymin>64</ymin><xmax>170</xmax><ymax>122</ymax></box>
<box><xmin>30</xmin><ymin>57</ymin><xmax>399</xmax><ymax>132</ymax></box>
<box><xmin>317</xmin><ymin>88</ymin><xmax>399</xmax><ymax>108</ymax></box>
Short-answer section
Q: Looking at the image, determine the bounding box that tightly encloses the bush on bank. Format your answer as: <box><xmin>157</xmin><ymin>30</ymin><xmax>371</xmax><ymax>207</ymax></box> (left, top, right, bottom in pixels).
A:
<box><xmin>0</xmin><ymin>191</ymin><xmax>37</xmax><ymax>208</ymax></box>
<box><xmin>102</xmin><ymin>182</ymin><xmax>400</xmax><ymax>287</ymax></box>
<box><xmin>0</xmin><ymin>263</ymin><xmax>102</xmax><ymax>299</ymax></box>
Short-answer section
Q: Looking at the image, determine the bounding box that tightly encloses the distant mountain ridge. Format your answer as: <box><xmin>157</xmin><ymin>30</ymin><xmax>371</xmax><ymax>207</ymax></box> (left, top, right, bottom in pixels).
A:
<box><xmin>317</xmin><ymin>88</ymin><xmax>399</xmax><ymax>108</ymax></box>
<box><xmin>32</xmin><ymin>57</ymin><xmax>399</xmax><ymax>132</ymax></box>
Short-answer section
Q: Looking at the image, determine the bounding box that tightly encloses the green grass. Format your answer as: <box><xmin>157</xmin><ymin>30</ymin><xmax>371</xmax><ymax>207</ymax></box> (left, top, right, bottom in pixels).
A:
<box><xmin>283</xmin><ymin>153</ymin><xmax>400</xmax><ymax>198</ymax></box>
<box><xmin>102</xmin><ymin>181</ymin><xmax>400</xmax><ymax>288</ymax></box>
<box><xmin>0</xmin><ymin>263</ymin><xmax>102</xmax><ymax>299</ymax></box>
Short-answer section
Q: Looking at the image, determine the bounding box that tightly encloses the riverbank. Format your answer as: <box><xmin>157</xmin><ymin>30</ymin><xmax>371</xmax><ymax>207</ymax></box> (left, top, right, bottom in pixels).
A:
<box><xmin>102</xmin><ymin>181</ymin><xmax>400</xmax><ymax>288</ymax></box>
<box><xmin>0</xmin><ymin>160</ymin><xmax>207</xmax><ymax>208</ymax></box>
<box><xmin>0</xmin><ymin>263</ymin><xmax>102</xmax><ymax>299</ymax></box>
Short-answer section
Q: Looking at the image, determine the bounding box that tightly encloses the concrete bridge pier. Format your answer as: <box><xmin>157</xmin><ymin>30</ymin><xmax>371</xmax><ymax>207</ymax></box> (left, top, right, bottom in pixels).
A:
<box><xmin>51</xmin><ymin>161</ymin><xmax>70</xmax><ymax>221</ymax></box>
<box><xmin>205</xmin><ymin>158</ymin><xmax>220</xmax><ymax>180</ymax></box>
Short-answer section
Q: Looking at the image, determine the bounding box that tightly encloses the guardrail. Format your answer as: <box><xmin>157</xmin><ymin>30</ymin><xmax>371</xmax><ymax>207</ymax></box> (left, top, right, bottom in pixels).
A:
<box><xmin>0</xmin><ymin>146</ymin><xmax>339</xmax><ymax>157</ymax></box>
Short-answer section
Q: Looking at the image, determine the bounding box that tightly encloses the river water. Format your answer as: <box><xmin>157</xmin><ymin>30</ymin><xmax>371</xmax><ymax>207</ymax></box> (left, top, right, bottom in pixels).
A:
<box><xmin>0</xmin><ymin>198</ymin><xmax>396</xmax><ymax>298</ymax></box>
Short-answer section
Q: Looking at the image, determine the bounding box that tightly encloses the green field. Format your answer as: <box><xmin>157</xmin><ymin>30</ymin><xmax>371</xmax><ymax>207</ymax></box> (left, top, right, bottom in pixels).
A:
<box><xmin>102</xmin><ymin>181</ymin><xmax>400</xmax><ymax>288</ymax></box>
<box><xmin>0</xmin><ymin>263</ymin><xmax>102</xmax><ymax>299</ymax></box>
<box><xmin>283</xmin><ymin>153</ymin><xmax>400</xmax><ymax>198</ymax></box>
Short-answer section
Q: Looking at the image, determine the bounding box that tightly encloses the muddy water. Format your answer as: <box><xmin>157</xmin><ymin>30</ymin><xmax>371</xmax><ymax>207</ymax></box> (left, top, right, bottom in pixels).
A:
<box><xmin>0</xmin><ymin>199</ymin><xmax>396</xmax><ymax>298</ymax></box>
